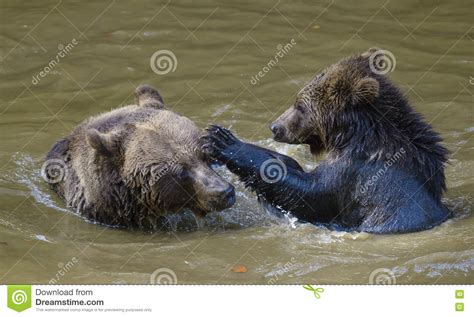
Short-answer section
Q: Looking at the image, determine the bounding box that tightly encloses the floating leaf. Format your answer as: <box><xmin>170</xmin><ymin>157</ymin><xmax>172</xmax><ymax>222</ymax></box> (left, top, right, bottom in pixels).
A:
<box><xmin>231</xmin><ymin>265</ymin><xmax>248</xmax><ymax>273</ymax></box>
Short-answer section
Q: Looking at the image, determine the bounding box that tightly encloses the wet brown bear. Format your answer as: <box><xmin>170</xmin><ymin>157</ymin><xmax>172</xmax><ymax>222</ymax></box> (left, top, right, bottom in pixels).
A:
<box><xmin>45</xmin><ymin>85</ymin><xmax>235</xmax><ymax>230</ymax></box>
<box><xmin>204</xmin><ymin>48</ymin><xmax>450</xmax><ymax>233</ymax></box>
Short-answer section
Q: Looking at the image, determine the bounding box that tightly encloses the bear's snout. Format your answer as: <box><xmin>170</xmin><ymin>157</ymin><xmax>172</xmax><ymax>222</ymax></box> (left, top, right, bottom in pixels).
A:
<box><xmin>209</xmin><ymin>184</ymin><xmax>235</xmax><ymax>209</ymax></box>
<box><xmin>203</xmin><ymin>180</ymin><xmax>235</xmax><ymax>210</ymax></box>
<box><xmin>270</xmin><ymin>122</ymin><xmax>285</xmax><ymax>141</ymax></box>
<box><xmin>189</xmin><ymin>165</ymin><xmax>236</xmax><ymax>213</ymax></box>
<box><xmin>270</xmin><ymin>106</ymin><xmax>302</xmax><ymax>144</ymax></box>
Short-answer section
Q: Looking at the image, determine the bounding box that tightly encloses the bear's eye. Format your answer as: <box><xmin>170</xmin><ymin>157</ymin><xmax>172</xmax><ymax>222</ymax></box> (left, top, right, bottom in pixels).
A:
<box><xmin>178</xmin><ymin>169</ymin><xmax>190</xmax><ymax>180</ymax></box>
<box><xmin>295</xmin><ymin>103</ymin><xmax>306</xmax><ymax>113</ymax></box>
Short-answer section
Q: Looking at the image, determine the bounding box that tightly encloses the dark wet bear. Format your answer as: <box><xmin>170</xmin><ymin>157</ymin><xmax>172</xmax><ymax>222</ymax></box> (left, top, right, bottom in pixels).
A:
<box><xmin>204</xmin><ymin>48</ymin><xmax>450</xmax><ymax>233</ymax></box>
<box><xmin>45</xmin><ymin>85</ymin><xmax>235</xmax><ymax>230</ymax></box>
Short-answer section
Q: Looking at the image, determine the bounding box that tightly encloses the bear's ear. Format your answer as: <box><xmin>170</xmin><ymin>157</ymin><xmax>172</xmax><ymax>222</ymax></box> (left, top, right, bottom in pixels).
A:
<box><xmin>361</xmin><ymin>47</ymin><xmax>381</xmax><ymax>58</ymax></box>
<box><xmin>134</xmin><ymin>84</ymin><xmax>164</xmax><ymax>109</ymax></box>
<box><xmin>353</xmin><ymin>77</ymin><xmax>379</xmax><ymax>104</ymax></box>
<box><xmin>86</xmin><ymin>128</ymin><xmax>127</xmax><ymax>157</ymax></box>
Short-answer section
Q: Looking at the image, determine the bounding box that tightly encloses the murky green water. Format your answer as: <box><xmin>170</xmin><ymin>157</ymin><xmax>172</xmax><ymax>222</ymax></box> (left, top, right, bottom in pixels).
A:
<box><xmin>0</xmin><ymin>0</ymin><xmax>472</xmax><ymax>284</ymax></box>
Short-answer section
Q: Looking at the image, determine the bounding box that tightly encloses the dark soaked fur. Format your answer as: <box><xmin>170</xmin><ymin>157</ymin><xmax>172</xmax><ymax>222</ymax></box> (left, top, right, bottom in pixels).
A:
<box><xmin>45</xmin><ymin>85</ymin><xmax>235</xmax><ymax>230</ymax></box>
<box><xmin>204</xmin><ymin>49</ymin><xmax>450</xmax><ymax>233</ymax></box>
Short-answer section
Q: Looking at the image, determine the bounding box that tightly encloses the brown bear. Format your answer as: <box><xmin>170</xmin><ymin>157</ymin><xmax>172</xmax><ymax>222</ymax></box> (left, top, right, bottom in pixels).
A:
<box><xmin>44</xmin><ymin>85</ymin><xmax>235</xmax><ymax>230</ymax></box>
<box><xmin>204</xmin><ymin>48</ymin><xmax>451</xmax><ymax>233</ymax></box>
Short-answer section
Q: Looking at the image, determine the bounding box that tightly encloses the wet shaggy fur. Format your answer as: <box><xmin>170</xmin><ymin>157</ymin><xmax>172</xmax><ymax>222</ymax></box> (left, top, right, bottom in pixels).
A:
<box><xmin>204</xmin><ymin>48</ymin><xmax>451</xmax><ymax>233</ymax></box>
<box><xmin>45</xmin><ymin>85</ymin><xmax>234</xmax><ymax>230</ymax></box>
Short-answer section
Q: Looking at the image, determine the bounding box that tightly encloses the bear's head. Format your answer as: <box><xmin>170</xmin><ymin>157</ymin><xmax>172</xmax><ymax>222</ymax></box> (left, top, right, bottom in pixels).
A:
<box><xmin>270</xmin><ymin>48</ymin><xmax>384</xmax><ymax>155</ymax></box>
<box><xmin>86</xmin><ymin>85</ymin><xmax>235</xmax><ymax>218</ymax></box>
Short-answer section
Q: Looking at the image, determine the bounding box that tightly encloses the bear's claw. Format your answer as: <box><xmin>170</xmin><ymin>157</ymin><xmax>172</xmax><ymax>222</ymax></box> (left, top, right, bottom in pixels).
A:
<box><xmin>202</xmin><ymin>124</ymin><xmax>242</xmax><ymax>163</ymax></box>
<box><xmin>206</xmin><ymin>124</ymin><xmax>237</xmax><ymax>142</ymax></box>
